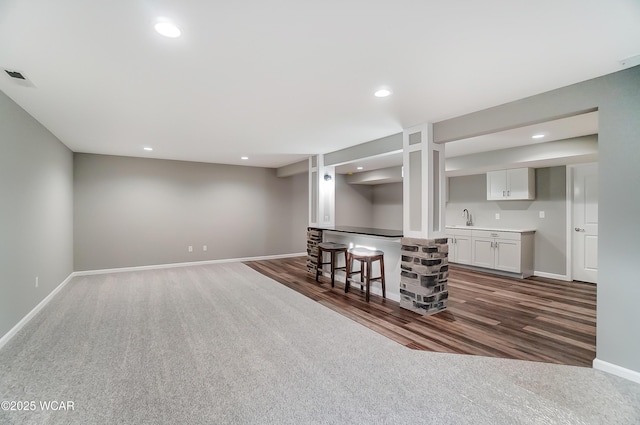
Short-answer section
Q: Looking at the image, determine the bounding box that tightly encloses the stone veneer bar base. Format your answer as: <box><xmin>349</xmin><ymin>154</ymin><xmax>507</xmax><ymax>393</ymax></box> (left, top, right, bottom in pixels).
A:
<box><xmin>307</xmin><ymin>228</ymin><xmax>323</xmax><ymax>275</ymax></box>
<box><xmin>399</xmin><ymin>237</ymin><xmax>449</xmax><ymax>315</ymax></box>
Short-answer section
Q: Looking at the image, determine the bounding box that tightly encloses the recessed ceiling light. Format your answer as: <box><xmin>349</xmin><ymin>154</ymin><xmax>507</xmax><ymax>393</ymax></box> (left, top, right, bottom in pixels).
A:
<box><xmin>357</xmin><ymin>166</ymin><xmax>364</xmax><ymax>170</ymax></box>
<box><xmin>143</xmin><ymin>147</ymin><xmax>153</xmax><ymax>151</ymax></box>
<box><xmin>374</xmin><ymin>88</ymin><xmax>392</xmax><ymax>98</ymax></box>
<box><xmin>532</xmin><ymin>134</ymin><xmax>545</xmax><ymax>139</ymax></box>
<box><xmin>154</xmin><ymin>21</ymin><xmax>181</xmax><ymax>38</ymax></box>
<box><xmin>241</xmin><ymin>156</ymin><xmax>249</xmax><ymax>160</ymax></box>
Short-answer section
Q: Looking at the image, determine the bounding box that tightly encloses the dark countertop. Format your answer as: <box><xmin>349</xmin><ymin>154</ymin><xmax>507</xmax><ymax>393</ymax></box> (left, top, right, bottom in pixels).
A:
<box><xmin>309</xmin><ymin>226</ymin><xmax>403</xmax><ymax>238</ymax></box>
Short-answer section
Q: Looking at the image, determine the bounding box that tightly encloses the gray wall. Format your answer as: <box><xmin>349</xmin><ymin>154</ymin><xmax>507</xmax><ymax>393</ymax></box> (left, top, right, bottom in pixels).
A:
<box><xmin>289</xmin><ymin>172</ymin><xmax>309</xmax><ymax>248</ymax></box>
<box><xmin>0</xmin><ymin>90</ymin><xmax>74</xmax><ymax>339</ymax></box>
<box><xmin>324</xmin><ymin>133</ymin><xmax>402</xmax><ymax>166</ymax></box>
<box><xmin>434</xmin><ymin>65</ymin><xmax>640</xmax><ymax>375</ymax></box>
<box><xmin>372</xmin><ymin>183</ymin><xmax>403</xmax><ymax>230</ymax></box>
<box><xmin>74</xmin><ymin>154</ymin><xmax>306</xmax><ymax>271</ymax></box>
<box><xmin>335</xmin><ymin>174</ymin><xmax>373</xmax><ymax>227</ymax></box>
<box><xmin>335</xmin><ymin>176</ymin><xmax>403</xmax><ymax>229</ymax></box>
<box><xmin>446</xmin><ymin>167</ymin><xmax>566</xmax><ymax>275</ymax></box>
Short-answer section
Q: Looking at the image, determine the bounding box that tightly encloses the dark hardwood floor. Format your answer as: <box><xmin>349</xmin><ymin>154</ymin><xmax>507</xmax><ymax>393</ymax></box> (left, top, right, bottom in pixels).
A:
<box><xmin>245</xmin><ymin>256</ymin><xmax>596</xmax><ymax>367</ymax></box>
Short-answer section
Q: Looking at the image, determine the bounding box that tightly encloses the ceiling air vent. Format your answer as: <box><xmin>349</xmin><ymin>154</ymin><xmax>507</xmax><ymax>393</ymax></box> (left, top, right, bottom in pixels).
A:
<box><xmin>2</xmin><ymin>68</ymin><xmax>35</xmax><ymax>87</ymax></box>
<box><xmin>5</xmin><ymin>70</ymin><xmax>26</xmax><ymax>80</ymax></box>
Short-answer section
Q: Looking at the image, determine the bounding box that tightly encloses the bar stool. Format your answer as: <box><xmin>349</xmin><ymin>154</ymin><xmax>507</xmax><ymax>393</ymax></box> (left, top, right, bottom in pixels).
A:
<box><xmin>315</xmin><ymin>242</ymin><xmax>348</xmax><ymax>287</ymax></box>
<box><xmin>346</xmin><ymin>247</ymin><xmax>386</xmax><ymax>302</ymax></box>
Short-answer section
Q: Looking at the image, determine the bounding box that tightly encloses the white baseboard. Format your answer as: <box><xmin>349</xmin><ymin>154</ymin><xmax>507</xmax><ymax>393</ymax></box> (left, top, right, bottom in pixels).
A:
<box><xmin>73</xmin><ymin>252</ymin><xmax>307</xmax><ymax>276</ymax></box>
<box><xmin>593</xmin><ymin>358</ymin><xmax>640</xmax><ymax>384</ymax></box>
<box><xmin>0</xmin><ymin>273</ymin><xmax>75</xmax><ymax>351</ymax></box>
<box><xmin>533</xmin><ymin>271</ymin><xmax>571</xmax><ymax>281</ymax></box>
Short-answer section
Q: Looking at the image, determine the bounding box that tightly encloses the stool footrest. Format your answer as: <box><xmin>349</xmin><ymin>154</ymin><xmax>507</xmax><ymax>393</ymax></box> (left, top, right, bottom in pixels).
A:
<box><xmin>316</xmin><ymin>245</ymin><xmax>348</xmax><ymax>288</ymax></box>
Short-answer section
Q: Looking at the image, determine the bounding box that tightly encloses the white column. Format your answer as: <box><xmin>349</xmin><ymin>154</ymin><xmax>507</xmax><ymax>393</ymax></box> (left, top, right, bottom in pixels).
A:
<box><xmin>402</xmin><ymin>123</ymin><xmax>446</xmax><ymax>239</ymax></box>
<box><xmin>309</xmin><ymin>154</ymin><xmax>335</xmax><ymax>227</ymax></box>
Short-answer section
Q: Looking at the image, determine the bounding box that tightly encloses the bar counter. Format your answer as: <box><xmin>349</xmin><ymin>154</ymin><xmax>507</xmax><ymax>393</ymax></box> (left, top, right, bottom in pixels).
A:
<box><xmin>307</xmin><ymin>226</ymin><xmax>403</xmax><ymax>301</ymax></box>
<box><xmin>308</xmin><ymin>225</ymin><xmax>403</xmax><ymax>238</ymax></box>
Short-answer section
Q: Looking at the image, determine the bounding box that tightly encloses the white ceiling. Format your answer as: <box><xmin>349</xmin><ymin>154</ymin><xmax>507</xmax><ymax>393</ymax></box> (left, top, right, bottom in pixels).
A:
<box><xmin>1</xmin><ymin>1</ymin><xmax>638</xmax><ymax>168</ymax></box>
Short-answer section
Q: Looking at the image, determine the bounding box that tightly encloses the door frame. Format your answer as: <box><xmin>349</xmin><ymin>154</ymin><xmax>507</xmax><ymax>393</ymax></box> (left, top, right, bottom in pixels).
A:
<box><xmin>565</xmin><ymin>166</ymin><xmax>574</xmax><ymax>282</ymax></box>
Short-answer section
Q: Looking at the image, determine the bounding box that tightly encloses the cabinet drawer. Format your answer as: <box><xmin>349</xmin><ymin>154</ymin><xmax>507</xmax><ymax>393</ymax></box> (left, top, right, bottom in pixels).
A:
<box><xmin>471</xmin><ymin>230</ymin><xmax>521</xmax><ymax>241</ymax></box>
<box><xmin>446</xmin><ymin>228</ymin><xmax>472</xmax><ymax>237</ymax></box>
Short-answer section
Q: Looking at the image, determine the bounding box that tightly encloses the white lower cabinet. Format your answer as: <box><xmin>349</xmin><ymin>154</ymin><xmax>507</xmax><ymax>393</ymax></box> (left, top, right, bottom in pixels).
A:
<box><xmin>471</xmin><ymin>231</ymin><xmax>522</xmax><ymax>273</ymax></box>
<box><xmin>447</xmin><ymin>229</ymin><xmax>472</xmax><ymax>265</ymax></box>
<box><xmin>470</xmin><ymin>237</ymin><xmax>495</xmax><ymax>269</ymax></box>
<box><xmin>447</xmin><ymin>227</ymin><xmax>534</xmax><ymax>278</ymax></box>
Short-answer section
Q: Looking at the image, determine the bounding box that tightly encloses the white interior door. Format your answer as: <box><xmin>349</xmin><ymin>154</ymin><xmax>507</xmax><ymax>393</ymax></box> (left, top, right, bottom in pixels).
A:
<box><xmin>572</xmin><ymin>163</ymin><xmax>598</xmax><ymax>283</ymax></box>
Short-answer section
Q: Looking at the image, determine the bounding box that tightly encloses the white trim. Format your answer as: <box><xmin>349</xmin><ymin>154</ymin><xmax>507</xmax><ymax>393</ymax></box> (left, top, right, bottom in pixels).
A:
<box><xmin>533</xmin><ymin>271</ymin><xmax>571</xmax><ymax>281</ymax></box>
<box><xmin>566</xmin><ymin>165</ymin><xmax>573</xmax><ymax>281</ymax></box>
<box><xmin>593</xmin><ymin>358</ymin><xmax>640</xmax><ymax>384</ymax></box>
<box><xmin>309</xmin><ymin>156</ymin><xmax>318</xmax><ymax>226</ymax></box>
<box><xmin>0</xmin><ymin>272</ymin><xmax>75</xmax><ymax>351</ymax></box>
<box><xmin>73</xmin><ymin>252</ymin><xmax>307</xmax><ymax>276</ymax></box>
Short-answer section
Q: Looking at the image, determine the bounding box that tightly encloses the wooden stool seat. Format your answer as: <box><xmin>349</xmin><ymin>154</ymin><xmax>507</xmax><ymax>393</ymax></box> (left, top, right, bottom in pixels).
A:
<box><xmin>346</xmin><ymin>247</ymin><xmax>386</xmax><ymax>302</ymax></box>
<box><xmin>315</xmin><ymin>242</ymin><xmax>348</xmax><ymax>287</ymax></box>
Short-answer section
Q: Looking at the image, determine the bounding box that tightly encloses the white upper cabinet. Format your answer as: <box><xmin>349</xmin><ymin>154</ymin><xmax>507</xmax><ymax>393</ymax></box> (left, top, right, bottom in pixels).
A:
<box><xmin>487</xmin><ymin>168</ymin><xmax>535</xmax><ymax>200</ymax></box>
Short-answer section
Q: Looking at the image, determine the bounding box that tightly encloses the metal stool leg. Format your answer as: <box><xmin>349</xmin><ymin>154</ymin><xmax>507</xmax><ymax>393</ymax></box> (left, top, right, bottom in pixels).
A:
<box><xmin>359</xmin><ymin>260</ymin><xmax>364</xmax><ymax>291</ymax></box>
<box><xmin>315</xmin><ymin>246</ymin><xmax>322</xmax><ymax>281</ymax></box>
<box><xmin>330</xmin><ymin>251</ymin><xmax>336</xmax><ymax>287</ymax></box>
<box><xmin>379</xmin><ymin>256</ymin><xmax>386</xmax><ymax>299</ymax></box>
<box><xmin>365</xmin><ymin>259</ymin><xmax>372</xmax><ymax>302</ymax></box>
<box><xmin>345</xmin><ymin>253</ymin><xmax>352</xmax><ymax>293</ymax></box>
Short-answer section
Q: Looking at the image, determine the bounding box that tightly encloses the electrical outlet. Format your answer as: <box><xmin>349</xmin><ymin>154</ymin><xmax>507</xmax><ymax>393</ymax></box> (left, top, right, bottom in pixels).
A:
<box><xmin>539</xmin><ymin>211</ymin><xmax>545</xmax><ymax>218</ymax></box>
<box><xmin>495</xmin><ymin>213</ymin><xmax>500</xmax><ymax>220</ymax></box>
<box><xmin>35</xmin><ymin>276</ymin><xmax>39</xmax><ymax>288</ymax></box>
<box><xmin>188</xmin><ymin>245</ymin><xmax>193</xmax><ymax>253</ymax></box>
<box><xmin>203</xmin><ymin>245</ymin><xmax>207</xmax><ymax>252</ymax></box>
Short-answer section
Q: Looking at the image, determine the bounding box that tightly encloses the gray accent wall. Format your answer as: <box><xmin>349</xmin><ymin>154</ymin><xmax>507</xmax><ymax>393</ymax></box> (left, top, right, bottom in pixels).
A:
<box><xmin>372</xmin><ymin>183</ymin><xmax>403</xmax><ymax>230</ymax></box>
<box><xmin>434</xmin><ymin>65</ymin><xmax>640</xmax><ymax>376</ymax></box>
<box><xmin>446</xmin><ymin>167</ymin><xmax>566</xmax><ymax>275</ymax></box>
<box><xmin>289</xmin><ymin>172</ymin><xmax>309</xmax><ymax>249</ymax></box>
<box><xmin>324</xmin><ymin>133</ymin><xmax>402</xmax><ymax>166</ymax></box>
<box><xmin>335</xmin><ymin>174</ymin><xmax>373</xmax><ymax>227</ymax></box>
<box><xmin>335</xmin><ymin>175</ymin><xmax>403</xmax><ymax>230</ymax></box>
<box><xmin>0</xmin><ymin>90</ymin><xmax>74</xmax><ymax>338</ymax></box>
<box><xmin>74</xmin><ymin>154</ymin><xmax>306</xmax><ymax>271</ymax></box>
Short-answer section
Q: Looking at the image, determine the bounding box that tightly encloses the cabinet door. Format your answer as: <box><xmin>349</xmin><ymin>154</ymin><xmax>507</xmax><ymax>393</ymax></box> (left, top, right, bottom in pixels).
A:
<box><xmin>487</xmin><ymin>170</ymin><xmax>507</xmax><ymax>200</ymax></box>
<box><xmin>506</xmin><ymin>168</ymin><xmax>535</xmax><ymax>200</ymax></box>
<box><xmin>447</xmin><ymin>236</ymin><xmax>457</xmax><ymax>262</ymax></box>
<box><xmin>494</xmin><ymin>239</ymin><xmax>521</xmax><ymax>273</ymax></box>
<box><xmin>472</xmin><ymin>237</ymin><xmax>494</xmax><ymax>268</ymax></box>
<box><xmin>455</xmin><ymin>234</ymin><xmax>473</xmax><ymax>265</ymax></box>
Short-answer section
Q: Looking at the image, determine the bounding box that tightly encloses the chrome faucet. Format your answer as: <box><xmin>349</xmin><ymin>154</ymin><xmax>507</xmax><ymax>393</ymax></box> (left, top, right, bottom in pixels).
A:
<box><xmin>462</xmin><ymin>209</ymin><xmax>472</xmax><ymax>226</ymax></box>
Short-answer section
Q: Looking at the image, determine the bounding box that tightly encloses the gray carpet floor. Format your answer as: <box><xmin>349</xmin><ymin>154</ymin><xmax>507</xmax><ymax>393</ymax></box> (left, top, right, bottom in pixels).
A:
<box><xmin>1</xmin><ymin>262</ymin><xmax>639</xmax><ymax>425</ymax></box>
